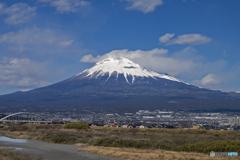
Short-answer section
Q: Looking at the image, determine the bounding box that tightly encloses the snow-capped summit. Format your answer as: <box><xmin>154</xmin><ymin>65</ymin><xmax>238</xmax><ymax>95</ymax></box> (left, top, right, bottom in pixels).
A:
<box><xmin>77</xmin><ymin>57</ymin><xmax>184</xmax><ymax>84</ymax></box>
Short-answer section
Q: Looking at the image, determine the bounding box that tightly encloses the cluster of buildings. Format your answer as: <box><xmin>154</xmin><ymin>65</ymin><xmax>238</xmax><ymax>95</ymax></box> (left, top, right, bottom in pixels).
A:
<box><xmin>89</xmin><ymin>120</ymin><xmax>240</xmax><ymax>130</ymax></box>
<box><xmin>1</xmin><ymin>109</ymin><xmax>240</xmax><ymax>130</ymax></box>
<box><xmin>50</xmin><ymin>110</ymin><xmax>240</xmax><ymax>130</ymax></box>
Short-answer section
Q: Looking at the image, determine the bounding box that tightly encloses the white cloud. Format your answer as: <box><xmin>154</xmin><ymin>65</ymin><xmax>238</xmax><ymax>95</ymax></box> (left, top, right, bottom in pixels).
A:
<box><xmin>38</xmin><ymin>0</ymin><xmax>53</xmax><ymax>2</ymax></box>
<box><xmin>166</xmin><ymin>34</ymin><xmax>212</xmax><ymax>45</ymax></box>
<box><xmin>195</xmin><ymin>74</ymin><xmax>221</xmax><ymax>85</ymax></box>
<box><xmin>0</xmin><ymin>3</ymin><xmax>3</xmax><ymax>10</ymax></box>
<box><xmin>21</xmin><ymin>88</ymin><xmax>32</xmax><ymax>92</ymax></box>
<box><xmin>124</xmin><ymin>0</ymin><xmax>163</xmax><ymax>14</ymax></box>
<box><xmin>0</xmin><ymin>3</ymin><xmax>36</xmax><ymax>25</ymax></box>
<box><xmin>80</xmin><ymin>48</ymin><xmax>168</xmax><ymax>63</ymax></box>
<box><xmin>59</xmin><ymin>40</ymin><xmax>74</xmax><ymax>47</ymax></box>
<box><xmin>4</xmin><ymin>77</ymin><xmax>51</xmax><ymax>89</ymax></box>
<box><xmin>159</xmin><ymin>33</ymin><xmax>175</xmax><ymax>43</ymax></box>
<box><xmin>38</xmin><ymin>0</ymin><xmax>90</xmax><ymax>13</ymax></box>
<box><xmin>0</xmin><ymin>28</ymin><xmax>74</xmax><ymax>55</ymax></box>
<box><xmin>236</xmin><ymin>91</ymin><xmax>240</xmax><ymax>93</ymax></box>
<box><xmin>0</xmin><ymin>57</ymin><xmax>51</xmax><ymax>88</ymax></box>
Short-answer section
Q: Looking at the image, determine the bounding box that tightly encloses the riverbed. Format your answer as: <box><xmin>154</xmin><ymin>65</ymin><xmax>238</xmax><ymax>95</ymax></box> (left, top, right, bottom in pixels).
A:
<box><xmin>0</xmin><ymin>136</ymin><xmax>117</xmax><ymax>160</ymax></box>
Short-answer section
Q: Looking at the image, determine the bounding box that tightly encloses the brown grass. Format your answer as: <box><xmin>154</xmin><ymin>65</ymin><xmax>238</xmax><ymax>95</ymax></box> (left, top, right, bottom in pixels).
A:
<box><xmin>78</xmin><ymin>145</ymin><xmax>238</xmax><ymax>160</ymax></box>
<box><xmin>75</xmin><ymin>143</ymin><xmax>89</xmax><ymax>147</ymax></box>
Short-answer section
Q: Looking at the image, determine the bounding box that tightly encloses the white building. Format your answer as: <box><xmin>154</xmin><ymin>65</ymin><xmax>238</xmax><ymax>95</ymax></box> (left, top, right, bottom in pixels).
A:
<box><xmin>229</xmin><ymin>117</ymin><xmax>240</xmax><ymax>125</ymax></box>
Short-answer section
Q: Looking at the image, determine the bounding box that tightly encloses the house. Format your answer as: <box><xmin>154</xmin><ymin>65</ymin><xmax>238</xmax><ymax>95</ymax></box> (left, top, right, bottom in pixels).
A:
<box><xmin>202</xmin><ymin>125</ymin><xmax>211</xmax><ymax>130</ymax></box>
<box><xmin>128</xmin><ymin>125</ymin><xmax>133</xmax><ymax>128</ymax></box>
<box><xmin>122</xmin><ymin>125</ymin><xmax>128</xmax><ymax>128</ymax></box>
<box><xmin>191</xmin><ymin>125</ymin><xmax>203</xmax><ymax>130</ymax></box>
<box><xmin>139</xmin><ymin>125</ymin><xmax>145</xmax><ymax>128</ymax></box>
<box><xmin>109</xmin><ymin>123</ymin><xmax>116</xmax><ymax>127</ymax></box>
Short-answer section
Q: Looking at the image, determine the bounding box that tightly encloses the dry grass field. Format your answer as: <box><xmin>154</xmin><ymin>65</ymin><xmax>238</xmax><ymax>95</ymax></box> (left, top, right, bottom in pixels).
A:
<box><xmin>1</xmin><ymin>123</ymin><xmax>240</xmax><ymax>160</ymax></box>
<box><xmin>78</xmin><ymin>146</ymin><xmax>238</xmax><ymax>160</ymax></box>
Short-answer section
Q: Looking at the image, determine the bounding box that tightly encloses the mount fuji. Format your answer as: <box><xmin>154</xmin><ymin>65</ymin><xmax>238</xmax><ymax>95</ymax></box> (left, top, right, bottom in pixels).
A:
<box><xmin>0</xmin><ymin>57</ymin><xmax>240</xmax><ymax>112</ymax></box>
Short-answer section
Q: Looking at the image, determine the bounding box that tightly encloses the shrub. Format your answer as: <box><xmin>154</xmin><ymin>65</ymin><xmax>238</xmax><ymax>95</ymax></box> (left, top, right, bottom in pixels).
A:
<box><xmin>50</xmin><ymin>133</ymin><xmax>82</xmax><ymax>144</ymax></box>
<box><xmin>36</xmin><ymin>156</ymin><xmax>43</xmax><ymax>160</ymax></box>
<box><xmin>86</xmin><ymin>135</ymin><xmax>93</xmax><ymax>138</ymax></box>
<box><xmin>0</xmin><ymin>149</ymin><xmax>35</xmax><ymax>160</ymax></box>
<box><xmin>20</xmin><ymin>125</ymin><xmax>29</xmax><ymax>131</ymax></box>
<box><xmin>128</xmin><ymin>128</ymin><xmax>139</xmax><ymax>135</ymax></box>
<box><xmin>93</xmin><ymin>138</ymin><xmax>174</xmax><ymax>150</ymax></box>
<box><xmin>36</xmin><ymin>124</ymin><xmax>55</xmax><ymax>130</ymax></box>
<box><xmin>64</xmin><ymin>122</ymin><xmax>90</xmax><ymax>129</ymax></box>
<box><xmin>158</xmin><ymin>154</ymin><xmax>165</xmax><ymax>158</ymax></box>
<box><xmin>9</xmin><ymin>126</ymin><xmax>17</xmax><ymax>132</ymax></box>
<box><xmin>8</xmin><ymin>125</ymin><xmax>30</xmax><ymax>132</ymax></box>
<box><xmin>142</xmin><ymin>129</ymin><xmax>159</xmax><ymax>133</ymax></box>
<box><xmin>93</xmin><ymin>138</ymin><xmax>240</xmax><ymax>154</ymax></box>
<box><xmin>178</xmin><ymin>141</ymin><xmax>240</xmax><ymax>153</ymax></box>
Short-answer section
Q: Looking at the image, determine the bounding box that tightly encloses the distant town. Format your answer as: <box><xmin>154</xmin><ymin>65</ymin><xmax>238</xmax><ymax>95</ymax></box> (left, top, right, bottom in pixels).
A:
<box><xmin>1</xmin><ymin>108</ymin><xmax>240</xmax><ymax>131</ymax></box>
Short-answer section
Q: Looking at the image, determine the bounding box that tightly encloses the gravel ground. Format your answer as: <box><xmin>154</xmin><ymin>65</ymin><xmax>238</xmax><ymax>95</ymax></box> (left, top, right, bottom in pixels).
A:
<box><xmin>0</xmin><ymin>138</ymin><xmax>118</xmax><ymax>160</ymax></box>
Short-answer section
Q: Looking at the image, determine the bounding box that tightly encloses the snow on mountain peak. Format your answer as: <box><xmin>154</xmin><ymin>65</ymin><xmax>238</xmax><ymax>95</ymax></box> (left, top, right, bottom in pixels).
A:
<box><xmin>77</xmin><ymin>57</ymin><xmax>184</xmax><ymax>84</ymax></box>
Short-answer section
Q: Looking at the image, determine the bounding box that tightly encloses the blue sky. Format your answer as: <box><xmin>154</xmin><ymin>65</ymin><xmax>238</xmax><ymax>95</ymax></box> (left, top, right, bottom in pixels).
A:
<box><xmin>0</xmin><ymin>0</ymin><xmax>239</xmax><ymax>95</ymax></box>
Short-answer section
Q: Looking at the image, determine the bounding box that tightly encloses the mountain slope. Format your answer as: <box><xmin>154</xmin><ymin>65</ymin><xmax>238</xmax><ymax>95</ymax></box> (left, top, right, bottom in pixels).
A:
<box><xmin>0</xmin><ymin>57</ymin><xmax>240</xmax><ymax>112</ymax></box>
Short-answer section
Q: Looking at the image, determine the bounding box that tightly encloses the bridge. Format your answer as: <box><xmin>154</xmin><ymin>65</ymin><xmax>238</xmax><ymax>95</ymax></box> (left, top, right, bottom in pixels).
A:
<box><xmin>0</xmin><ymin>112</ymin><xmax>52</xmax><ymax>123</ymax></box>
